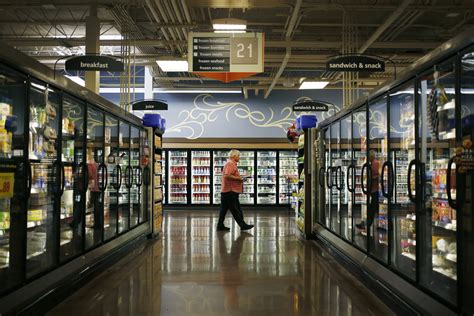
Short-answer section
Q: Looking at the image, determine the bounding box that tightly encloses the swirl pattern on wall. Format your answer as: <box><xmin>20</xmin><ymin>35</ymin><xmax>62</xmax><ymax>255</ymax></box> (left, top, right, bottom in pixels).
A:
<box><xmin>167</xmin><ymin>94</ymin><xmax>341</xmax><ymax>139</ymax></box>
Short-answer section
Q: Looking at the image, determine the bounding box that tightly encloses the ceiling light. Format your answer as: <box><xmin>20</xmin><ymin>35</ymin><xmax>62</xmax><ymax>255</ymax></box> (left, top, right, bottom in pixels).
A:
<box><xmin>299</xmin><ymin>81</ymin><xmax>330</xmax><ymax>89</ymax></box>
<box><xmin>65</xmin><ymin>75</ymin><xmax>85</xmax><ymax>87</ymax></box>
<box><xmin>156</xmin><ymin>60</ymin><xmax>188</xmax><ymax>72</ymax></box>
<box><xmin>213</xmin><ymin>18</ymin><xmax>247</xmax><ymax>33</ymax></box>
<box><xmin>154</xmin><ymin>88</ymin><xmax>241</xmax><ymax>94</ymax></box>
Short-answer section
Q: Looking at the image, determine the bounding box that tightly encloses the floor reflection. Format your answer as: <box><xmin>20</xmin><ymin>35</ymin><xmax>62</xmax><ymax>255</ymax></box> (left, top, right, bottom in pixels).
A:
<box><xmin>48</xmin><ymin>210</ymin><xmax>394</xmax><ymax>316</ymax></box>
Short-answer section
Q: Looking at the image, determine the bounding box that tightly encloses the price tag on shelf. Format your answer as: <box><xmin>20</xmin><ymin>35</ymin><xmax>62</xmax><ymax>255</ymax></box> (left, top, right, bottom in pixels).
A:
<box><xmin>0</xmin><ymin>172</ymin><xmax>14</xmax><ymax>198</ymax></box>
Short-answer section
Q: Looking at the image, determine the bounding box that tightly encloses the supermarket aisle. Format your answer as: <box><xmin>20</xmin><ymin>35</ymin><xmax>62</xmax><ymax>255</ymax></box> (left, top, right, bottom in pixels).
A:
<box><xmin>48</xmin><ymin>211</ymin><xmax>394</xmax><ymax>316</ymax></box>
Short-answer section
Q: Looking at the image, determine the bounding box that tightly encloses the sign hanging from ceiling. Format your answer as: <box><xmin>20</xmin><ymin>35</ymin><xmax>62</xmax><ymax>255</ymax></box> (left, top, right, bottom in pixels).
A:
<box><xmin>326</xmin><ymin>55</ymin><xmax>385</xmax><ymax>72</ymax></box>
<box><xmin>292</xmin><ymin>100</ymin><xmax>331</xmax><ymax>112</ymax></box>
<box><xmin>65</xmin><ymin>55</ymin><xmax>124</xmax><ymax>72</ymax></box>
<box><xmin>188</xmin><ymin>32</ymin><xmax>264</xmax><ymax>83</ymax></box>
<box><xmin>131</xmin><ymin>100</ymin><xmax>168</xmax><ymax>111</ymax></box>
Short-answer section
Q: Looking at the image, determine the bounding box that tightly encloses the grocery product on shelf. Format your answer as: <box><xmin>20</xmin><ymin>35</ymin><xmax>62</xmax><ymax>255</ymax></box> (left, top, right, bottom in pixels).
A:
<box><xmin>257</xmin><ymin>151</ymin><xmax>277</xmax><ymax>204</ymax></box>
<box><xmin>169</xmin><ymin>151</ymin><xmax>188</xmax><ymax>204</ymax></box>
<box><xmin>191</xmin><ymin>151</ymin><xmax>211</xmax><ymax>204</ymax></box>
<box><xmin>279</xmin><ymin>151</ymin><xmax>298</xmax><ymax>205</ymax></box>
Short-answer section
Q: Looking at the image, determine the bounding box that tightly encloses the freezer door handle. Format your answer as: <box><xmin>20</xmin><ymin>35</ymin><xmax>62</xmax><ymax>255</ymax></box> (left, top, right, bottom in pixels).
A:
<box><xmin>60</xmin><ymin>162</ymin><xmax>65</xmax><ymax>196</ymax></box>
<box><xmin>113</xmin><ymin>165</ymin><xmax>122</xmax><ymax>190</ymax></box>
<box><xmin>326</xmin><ymin>167</ymin><xmax>333</xmax><ymax>189</ymax></box>
<box><xmin>446</xmin><ymin>156</ymin><xmax>464</xmax><ymax>209</ymax></box>
<box><xmin>346</xmin><ymin>164</ymin><xmax>355</xmax><ymax>193</ymax></box>
<box><xmin>125</xmin><ymin>166</ymin><xmax>133</xmax><ymax>189</ymax></box>
<box><xmin>98</xmin><ymin>163</ymin><xmax>107</xmax><ymax>192</ymax></box>
<box><xmin>83</xmin><ymin>161</ymin><xmax>89</xmax><ymax>192</ymax></box>
<box><xmin>26</xmin><ymin>161</ymin><xmax>32</xmax><ymax>200</ymax></box>
<box><xmin>336</xmin><ymin>166</ymin><xmax>343</xmax><ymax>191</ymax></box>
<box><xmin>407</xmin><ymin>159</ymin><xmax>417</xmax><ymax>203</ymax></box>
<box><xmin>318</xmin><ymin>167</ymin><xmax>325</xmax><ymax>188</ymax></box>
<box><xmin>135</xmin><ymin>167</ymin><xmax>143</xmax><ymax>187</ymax></box>
<box><xmin>361</xmin><ymin>163</ymin><xmax>369</xmax><ymax>195</ymax></box>
<box><xmin>381</xmin><ymin>161</ymin><xmax>394</xmax><ymax>198</ymax></box>
<box><xmin>143</xmin><ymin>166</ymin><xmax>151</xmax><ymax>186</ymax></box>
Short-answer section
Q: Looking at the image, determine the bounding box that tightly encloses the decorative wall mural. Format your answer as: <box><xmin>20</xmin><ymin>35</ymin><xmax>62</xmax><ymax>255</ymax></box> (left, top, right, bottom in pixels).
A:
<box><xmin>165</xmin><ymin>94</ymin><xmax>342</xmax><ymax>139</ymax></box>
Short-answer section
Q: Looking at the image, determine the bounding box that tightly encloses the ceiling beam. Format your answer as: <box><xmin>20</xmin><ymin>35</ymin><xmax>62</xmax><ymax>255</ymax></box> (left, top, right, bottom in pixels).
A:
<box><xmin>358</xmin><ymin>0</ymin><xmax>413</xmax><ymax>53</ymax></box>
<box><xmin>2</xmin><ymin>38</ymin><xmax>442</xmax><ymax>49</ymax></box>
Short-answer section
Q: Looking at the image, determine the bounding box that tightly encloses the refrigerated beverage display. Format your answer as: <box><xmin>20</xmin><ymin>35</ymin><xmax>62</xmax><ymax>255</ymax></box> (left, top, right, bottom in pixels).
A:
<box><xmin>191</xmin><ymin>150</ymin><xmax>211</xmax><ymax>204</ymax></box>
<box><xmin>59</xmin><ymin>95</ymin><xmax>85</xmax><ymax>262</ymax></box>
<box><xmin>296</xmin><ymin>134</ymin><xmax>305</xmax><ymax>232</ymax></box>
<box><xmin>169</xmin><ymin>150</ymin><xmax>188</xmax><ymax>204</ymax></box>
<box><xmin>213</xmin><ymin>150</ymin><xmax>255</xmax><ymax>205</ymax></box>
<box><xmin>213</xmin><ymin>150</ymin><xmax>228</xmax><ymax>204</ymax></box>
<box><xmin>257</xmin><ymin>151</ymin><xmax>277</xmax><ymax>204</ymax></box>
<box><xmin>279</xmin><ymin>151</ymin><xmax>298</xmax><ymax>205</ymax></box>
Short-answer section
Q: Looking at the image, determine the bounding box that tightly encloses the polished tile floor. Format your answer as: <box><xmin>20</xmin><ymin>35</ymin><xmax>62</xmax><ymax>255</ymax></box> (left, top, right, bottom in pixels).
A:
<box><xmin>48</xmin><ymin>211</ymin><xmax>394</xmax><ymax>316</ymax></box>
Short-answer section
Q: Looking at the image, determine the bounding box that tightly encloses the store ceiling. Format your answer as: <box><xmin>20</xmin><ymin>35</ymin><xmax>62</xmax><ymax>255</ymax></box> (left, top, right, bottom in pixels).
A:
<box><xmin>0</xmin><ymin>0</ymin><xmax>472</xmax><ymax>96</ymax></box>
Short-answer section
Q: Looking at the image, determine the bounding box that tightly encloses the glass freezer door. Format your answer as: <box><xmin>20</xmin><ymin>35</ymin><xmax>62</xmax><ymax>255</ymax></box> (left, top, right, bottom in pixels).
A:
<box><xmin>85</xmin><ymin>107</ymin><xmax>104</xmax><ymax>249</ymax></box>
<box><xmin>0</xmin><ymin>66</ymin><xmax>27</xmax><ymax>295</ymax></box>
<box><xmin>389</xmin><ymin>82</ymin><xmax>417</xmax><ymax>280</ymax></box>
<box><xmin>118</xmin><ymin>122</ymin><xmax>130</xmax><ymax>233</ymax></box>
<box><xmin>353</xmin><ymin>108</ymin><xmax>368</xmax><ymax>251</ymax></box>
<box><xmin>191</xmin><ymin>151</ymin><xmax>211</xmax><ymax>204</ymax></box>
<box><xmin>27</xmin><ymin>81</ymin><xmax>60</xmax><ymax>278</ymax></box>
<box><xmin>278</xmin><ymin>151</ymin><xmax>298</xmax><ymax>205</ymax></box>
<box><xmin>130</xmin><ymin>127</ymin><xmax>140</xmax><ymax>226</ymax></box>
<box><xmin>212</xmin><ymin>150</ymin><xmax>229</xmax><ymax>204</ymax></box>
<box><xmin>239</xmin><ymin>151</ymin><xmax>255</xmax><ymax>205</ymax></box>
<box><xmin>330</xmin><ymin>122</ymin><xmax>340</xmax><ymax>235</ymax></box>
<box><xmin>340</xmin><ymin>116</ymin><xmax>352</xmax><ymax>241</ymax></box>
<box><xmin>168</xmin><ymin>150</ymin><xmax>187</xmax><ymax>204</ymax></box>
<box><xmin>367</xmin><ymin>96</ymin><xmax>389</xmax><ymax>263</ymax></box>
<box><xmin>419</xmin><ymin>59</ymin><xmax>458</xmax><ymax>305</ymax></box>
<box><xmin>104</xmin><ymin>116</ymin><xmax>119</xmax><ymax>241</ymax></box>
<box><xmin>60</xmin><ymin>94</ymin><xmax>85</xmax><ymax>262</ymax></box>
<box><xmin>257</xmin><ymin>151</ymin><xmax>276</xmax><ymax>204</ymax></box>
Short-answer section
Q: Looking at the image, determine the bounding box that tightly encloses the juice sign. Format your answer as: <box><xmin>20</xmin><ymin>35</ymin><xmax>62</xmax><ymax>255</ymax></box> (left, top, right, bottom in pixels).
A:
<box><xmin>0</xmin><ymin>173</ymin><xmax>14</xmax><ymax>198</ymax></box>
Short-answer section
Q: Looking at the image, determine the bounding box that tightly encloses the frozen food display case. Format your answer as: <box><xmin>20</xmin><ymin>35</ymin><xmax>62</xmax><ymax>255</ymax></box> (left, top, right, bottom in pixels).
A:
<box><xmin>237</xmin><ymin>150</ymin><xmax>255</xmax><ymax>205</ymax></box>
<box><xmin>278</xmin><ymin>150</ymin><xmax>298</xmax><ymax>205</ymax></box>
<box><xmin>0</xmin><ymin>41</ymin><xmax>154</xmax><ymax>314</ymax></box>
<box><xmin>191</xmin><ymin>150</ymin><xmax>211</xmax><ymax>204</ymax></box>
<box><xmin>168</xmin><ymin>150</ymin><xmax>188</xmax><ymax>204</ymax></box>
<box><xmin>212</xmin><ymin>150</ymin><xmax>228</xmax><ymax>204</ymax></box>
<box><xmin>313</xmin><ymin>30</ymin><xmax>474</xmax><ymax>315</ymax></box>
<box><xmin>257</xmin><ymin>151</ymin><xmax>277</xmax><ymax>204</ymax></box>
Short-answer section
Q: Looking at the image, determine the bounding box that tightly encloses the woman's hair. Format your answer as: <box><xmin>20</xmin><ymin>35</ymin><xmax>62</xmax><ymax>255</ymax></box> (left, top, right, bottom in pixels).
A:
<box><xmin>229</xmin><ymin>149</ymin><xmax>240</xmax><ymax>158</ymax></box>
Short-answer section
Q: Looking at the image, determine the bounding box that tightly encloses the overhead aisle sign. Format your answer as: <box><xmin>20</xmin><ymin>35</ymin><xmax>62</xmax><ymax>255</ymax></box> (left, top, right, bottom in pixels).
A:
<box><xmin>188</xmin><ymin>32</ymin><xmax>264</xmax><ymax>83</ymax></box>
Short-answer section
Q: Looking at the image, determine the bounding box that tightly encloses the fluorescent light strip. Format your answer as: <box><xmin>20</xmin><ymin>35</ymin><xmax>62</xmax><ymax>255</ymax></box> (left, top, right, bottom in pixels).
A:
<box><xmin>99</xmin><ymin>88</ymin><xmax>241</xmax><ymax>94</ymax></box>
<box><xmin>299</xmin><ymin>81</ymin><xmax>329</xmax><ymax>89</ymax></box>
<box><xmin>156</xmin><ymin>60</ymin><xmax>188</xmax><ymax>72</ymax></box>
<box><xmin>214</xmin><ymin>30</ymin><xmax>246</xmax><ymax>33</ymax></box>
<box><xmin>212</xmin><ymin>23</ymin><xmax>246</xmax><ymax>30</ymax></box>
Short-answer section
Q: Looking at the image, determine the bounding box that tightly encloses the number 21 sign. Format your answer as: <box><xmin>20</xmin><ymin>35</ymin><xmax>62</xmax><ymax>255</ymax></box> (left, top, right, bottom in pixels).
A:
<box><xmin>188</xmin><ymin>32</ymin><xmax>264</xmax><ymax>83</ymax></box>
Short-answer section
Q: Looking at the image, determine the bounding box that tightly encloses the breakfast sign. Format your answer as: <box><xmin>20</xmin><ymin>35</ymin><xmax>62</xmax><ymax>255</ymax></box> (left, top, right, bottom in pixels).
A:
<box><xmin>188</xmin><ymin>32</ymin><xmax>264</xmax><ymax>83</ymax></box>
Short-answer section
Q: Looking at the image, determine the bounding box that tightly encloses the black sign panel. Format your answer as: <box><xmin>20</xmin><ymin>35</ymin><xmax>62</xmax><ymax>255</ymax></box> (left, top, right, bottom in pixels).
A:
<box><xmin>326</xmin><ymin>55</ymin><xmax>385</xmax><ymax>72</ymax></box>
<box><xmin>292</xmin><ymin>101</ymin><xmax>330</xmax><ymax>112</ymax></box>
<box><xmin>132</xmin><ymin>100</ymin><xmax>168</xmax><ymax>111</ymax></box>
<box><xmin>192</xmin><ymin>37</ymin><xmax>230</xmax><ymax>72</ymax></box>
<box><xmin>65</xmin><ymin>55</ymin><xmax>124</xmax><ymax>72</ymax></box>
